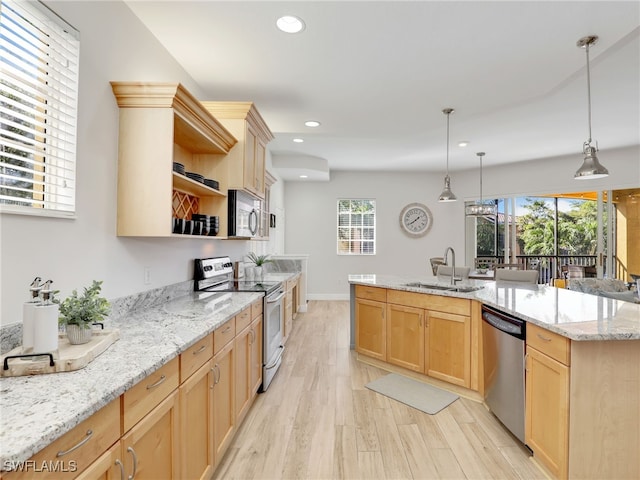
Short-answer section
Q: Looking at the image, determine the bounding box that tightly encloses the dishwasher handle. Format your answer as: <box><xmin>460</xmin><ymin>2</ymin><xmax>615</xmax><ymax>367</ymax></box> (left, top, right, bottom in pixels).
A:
<box><xmin>482</xmin><ymin>308</ymin><xmax>525</xmax><ymax>340</ymax></box>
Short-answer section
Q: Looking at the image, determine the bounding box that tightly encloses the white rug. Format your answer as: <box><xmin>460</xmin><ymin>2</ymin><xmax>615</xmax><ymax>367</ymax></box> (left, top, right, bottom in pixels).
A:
<box><xmin>365</xmin><ymin>373</ymin><xmax>459</xmax><ymax>415</ymax></box>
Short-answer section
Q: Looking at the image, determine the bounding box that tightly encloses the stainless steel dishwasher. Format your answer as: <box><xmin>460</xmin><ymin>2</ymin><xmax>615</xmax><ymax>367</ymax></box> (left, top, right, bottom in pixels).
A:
<box><xmin>482</xmin><ymin>304</ymin><xmax>526</xmax><ymax>443</ymax></box>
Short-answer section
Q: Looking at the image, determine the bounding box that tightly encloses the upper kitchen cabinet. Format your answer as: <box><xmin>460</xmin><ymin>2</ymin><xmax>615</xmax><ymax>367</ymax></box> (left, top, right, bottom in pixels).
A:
<box><xmin>110</xmin><ymin>82</ymin><xmax>237</xmax><ymax>237</ymax></box>
<box><xmin>201</xmin><ymin>102</ymin><xmax>274</xmax><ymax>199</ymax></box>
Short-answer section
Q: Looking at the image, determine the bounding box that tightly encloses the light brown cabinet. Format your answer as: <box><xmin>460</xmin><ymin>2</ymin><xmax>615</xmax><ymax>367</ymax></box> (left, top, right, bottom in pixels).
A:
<box><xmin>283</xmin><ymin>275</ymin><xmax>300</xmax><ymax>343</ymax></box>
<box><xmin>425</xmin><ymin>310</ymin><xmax>471</xmax><ymax>387</ymax></box>
<box><xmin>386</xmin><ymin>303</ymin><xmax>424</xmax><ymax>372</ymax></box>
<box><xmin>73</xmin><ymin>442</ymin><xmax>123</xmax><ymax>480</ymax></box>
<box><xmin>201</xmin><ymin>102</ymin><xmax>274</xmax><ymax>199</ymax></box>
<box><xmin>110</xmin><ymin>82</ymin><xmax>237</xmax><ymax>238</ymax></box>
<box><xmin>179</xmin><ymin>361</ymin><xmax>214</xmax><ymax>480</ymax></box>
<box><xmin>121</xmin><ymin>390</ymin><xmax>181</xmax><ymax>479</ymax></box>
<box><xmin>212</xmin><ymin>339</ymin><xmax>235</xmax><ymax>463</ymax></box>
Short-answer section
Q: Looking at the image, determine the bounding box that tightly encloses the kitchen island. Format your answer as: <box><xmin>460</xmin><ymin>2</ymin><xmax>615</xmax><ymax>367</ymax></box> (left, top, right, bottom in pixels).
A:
<box><xmin>349</xmin><ymin>273</ymin><xmax>640</xmax><ymax>480</ymax></box>
<box><xmin>0</xmin><ymin>271</ymin><xmax>300</xmax><ymax>477</ymax></box>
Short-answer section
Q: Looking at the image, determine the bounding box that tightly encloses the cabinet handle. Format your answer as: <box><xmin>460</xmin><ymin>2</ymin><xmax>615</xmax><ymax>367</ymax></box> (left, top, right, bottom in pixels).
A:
<box><xmin>536</xmin><ymin>333</ymin><xmax>552</xmax><ymax>342</ymax></box>
<box><xmin>56</xmin><ymin>429</ymin><xmax>93</xmax><ymax>457</ymax></box>
<box><xmin>249</xmin><ymin>329</ymin><xmax>255</xmax><ymax>344</ymax></box>
<box><xmin>127</xmin><ymin>446</ymin><xmax>138</xmax><ymax>480</ymax></box>
<box><xmin>146</xmin><ymin>374</ymin><xmax>166</xmax><ymax>390</ymax></box>
<box><xmin>213</xmin><ymin>364</ymin><xmax>221</xmax><ymax>384</ymax></box>
<box><xmin>193</xmin><ymin>345</ymin><xmax>206</xmax><ymax>355</ymax></box>
<box><xmin>524</xmin><ymin>353</ymin><xmax>529</xmax><ymax>372</ymax></box>
<box><xmin>115</xmin><ymin>459</ymin><xmax>126</xmax><ymax>480</ymax></box>
<box><xmin>222</xmin><ymin>325</ymin><xmax>232</xmax><ymax>334</ymax></box>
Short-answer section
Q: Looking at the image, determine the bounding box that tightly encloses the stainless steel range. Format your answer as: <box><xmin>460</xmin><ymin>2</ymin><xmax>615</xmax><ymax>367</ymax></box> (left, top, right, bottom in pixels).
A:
<box><xmin>194</xmin><ymin>256</ymin><xmax>285</xmax><ymax>391</ymax></box>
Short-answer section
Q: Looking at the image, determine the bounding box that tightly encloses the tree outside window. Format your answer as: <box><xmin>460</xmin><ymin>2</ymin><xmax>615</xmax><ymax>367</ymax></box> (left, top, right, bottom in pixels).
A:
<box><xmin>337</xmin><ymin>199</ymin><xmax>376</xmax><ymax>255</ymax></box>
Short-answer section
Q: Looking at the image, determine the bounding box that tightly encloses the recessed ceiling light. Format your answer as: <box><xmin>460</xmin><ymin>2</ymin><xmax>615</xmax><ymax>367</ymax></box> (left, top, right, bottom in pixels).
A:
<box><xmin>299</xmin><ymin>174</ymin><xmax>308</xmax><ymax>179</ymax></box>
<box><xmin>293</xmin><ymin>138</ymin><xmax>304</xmax><ymax>143</ymax></box>
<box><xmin>276</xmin><ymin>15</ymin><xmax>305</xmax><ymax>34</ymax></box>
<box><xmin>458</xmin><ymin>141</ymin><xmax>469</xmax><ymax>147</ymax></box>
<box><xmin>304</xmin><ymin>120</ymin><xmax>321</xmax><ymax>127</ymax></box>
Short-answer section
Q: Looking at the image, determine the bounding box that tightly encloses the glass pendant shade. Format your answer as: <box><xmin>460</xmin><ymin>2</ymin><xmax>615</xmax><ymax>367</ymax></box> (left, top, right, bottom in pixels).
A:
<box><xmin>575</xmin><ymin>146</ymin><xmax>609</xmax><ymax>179</ymax></box>
<box><xmin>466</xmin><ymin>151</ymin><xmax>497</xmax><ymax>217</ymax></box>
<box><xmin>438</xmin><ymin>175</ymin><xmax>457</xmax><ymax>202</ymax></box>
<box><xmin>438</xmin><ymin>108</ymin><xmax>457</xmax><ymax>202</ymax></box>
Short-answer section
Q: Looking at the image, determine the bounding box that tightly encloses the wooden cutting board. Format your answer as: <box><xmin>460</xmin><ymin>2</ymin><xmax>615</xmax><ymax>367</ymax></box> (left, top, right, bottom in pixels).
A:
<box><xmin>1</xmin><ymin>329</ymin><xmax>120</xmax><ymax>377</ymax></box>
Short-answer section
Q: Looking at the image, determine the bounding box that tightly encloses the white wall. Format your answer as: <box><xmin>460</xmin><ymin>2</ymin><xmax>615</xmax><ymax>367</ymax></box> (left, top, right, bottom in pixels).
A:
<box><xmin>0</xmin><ymin>1</ymin><xmax>284</xmax><ymax>326</ymax></box>
<box><xmin>284</xmin><ymin>146</ymin><xmax>639</xmax><ymax>299</ymax></box>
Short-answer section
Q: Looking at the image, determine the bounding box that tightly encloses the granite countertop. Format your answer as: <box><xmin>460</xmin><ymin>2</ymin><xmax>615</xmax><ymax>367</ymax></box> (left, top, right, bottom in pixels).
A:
<box><xmin>349</xmin><ymin>274</ymin><xmax>640</xmax><ymax>341</ymax></box>
<box><xmin>0</xmin><ymin>289</ymin><xmax>263</xmax><ymax>470</ymax></box>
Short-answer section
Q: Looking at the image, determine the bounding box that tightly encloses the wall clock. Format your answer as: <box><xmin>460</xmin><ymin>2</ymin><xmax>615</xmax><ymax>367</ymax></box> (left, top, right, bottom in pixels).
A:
<box><xmin>399</xmin><ymin>203</ymin><xmax>433</xmax><ymax>237</ymax></box>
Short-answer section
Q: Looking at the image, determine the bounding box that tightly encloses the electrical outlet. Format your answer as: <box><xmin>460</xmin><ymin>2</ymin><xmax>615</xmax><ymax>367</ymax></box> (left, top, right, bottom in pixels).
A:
<box><xmin>144</xmin><ymin>267</ymin><xmax>151</xmax><ymax>285</ymax></box>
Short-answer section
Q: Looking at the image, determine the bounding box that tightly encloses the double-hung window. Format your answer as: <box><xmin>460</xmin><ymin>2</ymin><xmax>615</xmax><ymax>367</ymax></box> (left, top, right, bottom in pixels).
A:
<box><xmin>1</xmin><ymin>0</ymin><xmax>80</xmax><ymax>216</ymax></box>
<box><xmin>337</xmin><ymin>199</ymin><xmax>376</xmax><ymax>255</ymax></box>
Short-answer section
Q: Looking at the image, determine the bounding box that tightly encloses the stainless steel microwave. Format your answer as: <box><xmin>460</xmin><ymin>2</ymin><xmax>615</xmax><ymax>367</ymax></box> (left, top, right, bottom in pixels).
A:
<box><xmin>228</xmin><ymin>190</ymin><xmax>260</xmax><ymax>238</ymax></box>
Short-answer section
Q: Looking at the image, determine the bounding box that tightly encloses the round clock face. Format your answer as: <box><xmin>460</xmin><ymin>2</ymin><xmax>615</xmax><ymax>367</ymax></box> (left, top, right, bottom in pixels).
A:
<box><xmin>400</xmin><ymin>203</ymin><xmax>433</xmax><ymax>237</ymax></box>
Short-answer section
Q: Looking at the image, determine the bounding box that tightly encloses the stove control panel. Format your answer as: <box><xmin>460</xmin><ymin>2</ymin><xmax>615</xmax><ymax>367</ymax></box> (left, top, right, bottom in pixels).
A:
<box><xmin>194</xmin><ymin>256</ymin><xmax>233</xmax><ymax>281</ymax></box>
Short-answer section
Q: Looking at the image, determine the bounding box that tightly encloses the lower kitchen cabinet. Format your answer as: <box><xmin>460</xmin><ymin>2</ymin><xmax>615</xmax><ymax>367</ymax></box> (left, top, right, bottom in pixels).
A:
<box><xmin>74</xmin><ymin>442</ymin><xmax>124</xmax><ymax>480</ymax></box>
<box><xmin>249</xmin><ymin>316</ymin><xmax>263</xmax><ymax>396</ymax></box>
<box><xmin>179</xmin><ymin>362</ymin><xmax>214</xmax><ymax>480</ymax></box>
<box><xmin>121</xmin><ymin>390</ymin><xmax>181</xmax><ymax>480</ymax></box>
<box><xmin>235</xmin><ymin>323</ymin><xmax>252</xmax><ymax>424</ymax></box>
<box><xmin>386</xmin><ymin>304</ymin><xmax>424</xmax><ymax>372</ymax></box>
<box><xmin>525</xmin><ymin>346</ymin><xmax>569</xmax><ymax>479</ymax></box>
<box><xmin>425</xmin><ymin>310</ymin><xmax>471</xmax><ymax>388</ymax></box>
<box><xmin>355</xmin><ymin>298</ymin><xmax>387</xmax><ymax>360</ymax></box>
<box><xmin>212</xmin><ymin>339</ymin><xmax>235</xmax><ymax>463</ymax></box>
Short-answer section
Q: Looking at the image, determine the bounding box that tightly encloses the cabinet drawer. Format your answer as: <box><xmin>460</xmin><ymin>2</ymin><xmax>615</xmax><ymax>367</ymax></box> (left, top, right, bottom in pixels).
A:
<box><xmin>214</xmin><ymin>317</ymin><xmax>236</xmax><ymax>355</ymax></box>
<box><xmin>387</xmin><ymin>289</ymin><xmax>470</xmax><ymax>316</ymax></box>
<box><xmin>286</xmin><ymin>275</ymin><xmax>298</xmax><ymax>291</ymax></box>
<box><xmin>122</xmin><ymin>356</ymin><xmax>179</xmax><ymax>432</ymax></box>
<box><xmin>4</xmin><ymin>399</ymin><xmax>120</xmax><ymax>480</ymax></box>
<box><xmin>235</xmin><ymin>306</ymin><xmax>252</xmax><ymax>333</ymax></box>
<box><xmin>180</xmin><ymin>334</ymin><xmax>213</xmax><ymax>382</ymax></box>
<box><xmin>527</xmin><ymin>323</ymin><xmax>571</xmax><ymax>366</ymax></box>
<box><xmin>355</xmin><ymin>285</ymin><xmax>387</xmax><ymax>302</ymax></box>
<box><xmin>251</xmin><ymin>299</ymin><xmax>263</xmax><ymax>319</ymax></box>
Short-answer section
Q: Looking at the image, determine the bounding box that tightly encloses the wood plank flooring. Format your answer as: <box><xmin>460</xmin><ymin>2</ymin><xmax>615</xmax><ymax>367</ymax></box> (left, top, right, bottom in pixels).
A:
<box><xmin>214</xmin><ymin>301</ymin><xmax>546</xmax><ymax>480</ymax></box>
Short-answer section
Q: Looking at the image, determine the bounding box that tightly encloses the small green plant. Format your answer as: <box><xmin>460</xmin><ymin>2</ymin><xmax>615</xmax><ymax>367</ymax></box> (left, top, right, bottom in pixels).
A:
<box><xmin>246</xmin><ymin>252</ymin><xmax>272</xmax><ymax>266</ymax></box>
<box><xmin>58</xmin><ymin>280</ymin><xmax>110</xmax><ymax>329</ymax></box>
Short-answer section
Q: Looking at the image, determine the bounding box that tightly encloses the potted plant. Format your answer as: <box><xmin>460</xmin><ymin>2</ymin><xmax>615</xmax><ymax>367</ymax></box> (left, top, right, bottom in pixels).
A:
<box><xmin>246</xmin><ymin>252</ymin><xmax>272</xmax><ymax>280</ymax></box>
<box><xmin>58</xmin><ymin>280</ymin><xmax>110</xmax><ymax>345</ymax></box>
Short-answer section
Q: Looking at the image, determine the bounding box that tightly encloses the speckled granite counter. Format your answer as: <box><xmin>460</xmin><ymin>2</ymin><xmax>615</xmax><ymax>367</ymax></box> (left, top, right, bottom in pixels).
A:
<box><xmin>0</xmin><ymin>288</ymin><xmax>263</xmax><ymax>470</ymax></box>
<box><xmin>349</xmin><ymin>274</ymin><xmax>640</xmax><ymax>341</ymax></box>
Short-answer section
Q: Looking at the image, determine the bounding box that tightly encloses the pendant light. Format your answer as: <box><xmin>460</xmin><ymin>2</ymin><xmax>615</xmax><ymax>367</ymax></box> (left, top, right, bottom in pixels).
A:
<box><xmin>574</xmin><ymin>35</ymin><xmax>609</xmax><ymax>180</ymax></box>
<box><xmin>438</xmin><ymin>108</ymin><xmax>457</xmax><ymax>202</ymax></box>
<box><xmin>465</xmin><ymin>152</ymin><xmax>497</xmax><ymax>216</ymax></box>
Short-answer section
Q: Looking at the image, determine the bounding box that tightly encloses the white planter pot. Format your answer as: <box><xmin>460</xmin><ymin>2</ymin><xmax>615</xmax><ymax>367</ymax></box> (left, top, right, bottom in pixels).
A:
<box><xmin>66</xmin><ymin>324</ymin><xmax>93</xmax><ymax>345</ymax></box>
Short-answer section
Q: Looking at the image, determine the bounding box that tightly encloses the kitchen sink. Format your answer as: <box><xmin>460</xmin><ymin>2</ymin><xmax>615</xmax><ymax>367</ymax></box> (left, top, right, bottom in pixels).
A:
<box><xmin>403</xmin><ymin>282</ymin><xmax>483</xmax><ymax>293</ymax></box>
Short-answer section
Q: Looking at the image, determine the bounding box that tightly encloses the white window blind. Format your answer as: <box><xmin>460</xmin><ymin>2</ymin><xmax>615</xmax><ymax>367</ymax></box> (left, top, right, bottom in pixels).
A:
<box><xmin>337</xmin><ymin>199</ymin><xmax>376</xmax><ymax>255</ymax></box>
<box><xmin>0</xmin><ymin>0</ymin><xmax>79</xmax><ymax>216</ymax></box>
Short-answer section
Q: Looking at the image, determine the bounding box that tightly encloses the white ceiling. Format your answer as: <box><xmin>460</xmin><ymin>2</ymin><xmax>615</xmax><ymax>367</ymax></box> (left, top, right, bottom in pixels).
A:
<box><xmin>125</xmin><ymin>1</ymin><xmax>640</xmax><ymax>181</ymax></box>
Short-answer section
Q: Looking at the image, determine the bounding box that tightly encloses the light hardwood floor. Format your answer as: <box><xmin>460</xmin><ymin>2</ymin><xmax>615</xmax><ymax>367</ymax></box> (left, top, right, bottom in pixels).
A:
<box><xmin>214</xmin><ymin>301</ymin><xmax>546</xmax><ymax>480</ymax></box>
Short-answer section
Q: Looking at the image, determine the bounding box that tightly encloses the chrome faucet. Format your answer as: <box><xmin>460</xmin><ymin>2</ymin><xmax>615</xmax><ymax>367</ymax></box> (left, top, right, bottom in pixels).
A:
<box><xmin>443</xmin><ymin>246</ymin><xmax>458</xmax><ymax>285</ymax></box>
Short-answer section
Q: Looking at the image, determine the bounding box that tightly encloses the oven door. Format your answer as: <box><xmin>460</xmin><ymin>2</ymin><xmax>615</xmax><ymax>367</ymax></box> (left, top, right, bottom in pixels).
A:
<box><xmin>262</xmin><ymin>289</ymin><xmax>285</xmax><ymax>391</ymax></box>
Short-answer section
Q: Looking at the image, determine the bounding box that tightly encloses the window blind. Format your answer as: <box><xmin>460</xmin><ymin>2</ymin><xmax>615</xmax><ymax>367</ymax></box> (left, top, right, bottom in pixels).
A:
<box><xmin>0</xmin><ymin>0</ymin><xmax>79</xmax><ymax>216</ymax></box>
<box><xmin>337</xmin><ymin>199</ymin><xmax>376</xmax><ymax>255</ymax></box>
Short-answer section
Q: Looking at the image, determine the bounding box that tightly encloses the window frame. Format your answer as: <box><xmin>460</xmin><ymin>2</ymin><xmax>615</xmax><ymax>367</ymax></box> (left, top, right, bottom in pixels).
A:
<box><xmin>0</xmin><ymin>0</ymin><xmax>80</xmax><ymax>218</ymax></box>
<box><xmin>337</xmin><ymin>198</ymin><xmax>376</xmax><ymax>255</ymax></box>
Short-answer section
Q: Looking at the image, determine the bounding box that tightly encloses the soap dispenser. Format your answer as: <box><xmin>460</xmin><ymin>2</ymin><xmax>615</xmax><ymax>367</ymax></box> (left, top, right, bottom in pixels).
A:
<box><xmin>33</xmin><ymin>280</ymin><xmax>59</xmax><ymax>353</ymax></box>
<box><xmin>22</xmin><ymin>277</ymin><xmax>42</xmax><ymax>353</ymax></box>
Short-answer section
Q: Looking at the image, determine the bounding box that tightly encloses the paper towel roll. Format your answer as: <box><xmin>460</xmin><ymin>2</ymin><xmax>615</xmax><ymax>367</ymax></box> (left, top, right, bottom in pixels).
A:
<box><xmin>33</xmin><ymin>303</ymin><xmax>59</xmax><ymax>353</ymax></box>
<box><xmin>22</xmin><ymin>302</ymin><xmax>40</xmax><ymax>353</ymax></box>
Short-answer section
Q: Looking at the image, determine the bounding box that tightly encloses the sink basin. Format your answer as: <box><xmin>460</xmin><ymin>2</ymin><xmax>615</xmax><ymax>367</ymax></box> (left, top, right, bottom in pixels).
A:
<box><xmin>403</xmin><ymin>282</ymin><xmax>483</xmax><ymax>293</ymax></box>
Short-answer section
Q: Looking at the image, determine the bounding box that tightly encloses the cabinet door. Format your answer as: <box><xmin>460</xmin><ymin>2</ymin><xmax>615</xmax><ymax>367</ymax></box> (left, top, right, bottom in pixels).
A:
<box><xmin>244</xmin><ymin>124</ymin><xmax>257</xmax><ymax>194</ymax></box>
<box><xmin>180</xmin><ymin>361</ymin><xmax>214</xmax><ymax>480</ymax></box>
<box><xmin>386</xmin><ymin>304</ymin><xmax>425</xmax><ymax>372</ymax></box>
<box><xmin>525</xmin><ymin>347</ymin><xmax>569</xmax><ymax>479</ymax></box>
<box><xmin>121</xmin><ymin>390</ymin><xmax>180</xmax><ymax>480</ymax></box>
<box><xmin>425</xmin><ymin>310</ymin><xmax>471</xmax><ymax>387</ymax></box>
<box><xmin>74</xmin><ymin>442</ymin><xmax>124</xmax><ymax>480</ymax></box>
<box><xmin>250</xmin><ymin>316</ymin><xmax>263</xmax><ymax>395</ymax></box>
<box><xmin>355</xmin><ymin>298</ymin><xmax>386</xmax><ymax>360</ymax></box>
<box><xmin>254</xmin><ymin>139</ymin><xmax>266</xmax><ymax>196</ymax></box>
<box><xmin>235</xmin><ymin>325</ymin><xmax>252</xmax><ymax>424</ymax></box>
<box><xmin>212</xmin><ymin>340</ymin><xmax>235</xmax><ymax>465</ymax></box>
